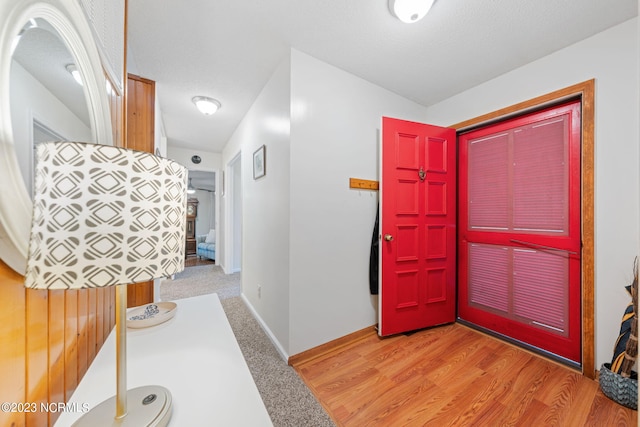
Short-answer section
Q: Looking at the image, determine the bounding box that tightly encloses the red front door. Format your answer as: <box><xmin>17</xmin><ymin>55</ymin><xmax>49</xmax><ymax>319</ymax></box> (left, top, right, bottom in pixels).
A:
<box><xmin>457</xmin><ymin>100</ymin><xmax>582</xmax><ymax>363</ymax></box>
<box><xmin>379</xmin><ymin>117</ymin><xmax>457</xmax><ymax>336</ymax></box>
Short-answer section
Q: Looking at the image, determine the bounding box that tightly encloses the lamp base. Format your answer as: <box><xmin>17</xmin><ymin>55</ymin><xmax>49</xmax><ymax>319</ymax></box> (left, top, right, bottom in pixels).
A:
<box><xmin>71</xmin><ymin>385</ymin><xmax>172</xmax><ymax>427</ymax></box>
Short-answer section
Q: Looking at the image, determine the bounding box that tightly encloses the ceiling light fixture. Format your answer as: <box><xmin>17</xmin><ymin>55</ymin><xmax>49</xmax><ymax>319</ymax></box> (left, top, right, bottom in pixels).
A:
<box><xmin>192</xmin><ymin>96</ymin><xmax>221</xmax><ymax>115</ymax></box>
<box><xmin>187</xmin><ymin>178</ymin><xmax>196</xmax><ymax>194</ymax></box>
<box><xmin>66</xmin><ymin>64</ymin><xmax>83</xmax><ymax>86</ymax></box>
<box><xmin>389</xmin><ymin>0</ymin><xmax>435</xmax><ymax>24</ymax></box>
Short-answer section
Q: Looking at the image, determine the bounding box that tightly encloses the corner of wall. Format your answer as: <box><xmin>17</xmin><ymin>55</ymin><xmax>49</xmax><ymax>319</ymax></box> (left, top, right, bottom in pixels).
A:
<box><xmin>220</xmin><ymin>51</ymin><xmax>293</xmax><ymax>354</ymax></box>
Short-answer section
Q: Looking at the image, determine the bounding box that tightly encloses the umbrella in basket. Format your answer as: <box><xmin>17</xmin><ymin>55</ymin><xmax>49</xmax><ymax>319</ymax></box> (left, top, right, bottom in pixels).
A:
<box><xmin>600</xmin><ymin>257</ymin><xmax>638</xmax><ymax>409</ymax></box>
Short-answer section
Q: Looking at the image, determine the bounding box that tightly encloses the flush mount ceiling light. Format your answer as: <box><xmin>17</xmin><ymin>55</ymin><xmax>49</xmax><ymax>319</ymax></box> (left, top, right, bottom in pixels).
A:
<box><xmin>389</xmin><ymin>0</ymin><xmax>435</xmax><ymax>23</ymax></box>
<box><xmin>187</xmin><ymin>178</ymin><xmax>196</xmax><ymax>194</ymax></box>
<box><xmin>66</xmin><ymin>63</ymin><xmax>83</xmax><ymax>86</ymax></box>
<box><xmin>192</xmin><ymin>96</ymin><xmax>221</xmax><ymax>115</ymax></box>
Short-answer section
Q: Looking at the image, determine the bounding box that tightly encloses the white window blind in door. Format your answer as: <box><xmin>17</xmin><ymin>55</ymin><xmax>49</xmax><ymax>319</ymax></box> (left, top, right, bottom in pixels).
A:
<box><xmin>468</xmin><ymin>133</ymin><xmax>509</xmax><ymax>230</ymax></box>
<box><xmin>513</xmin><ymin>118</ymin><xmax>568</xmax><ymax>233</ymax></box>
<box><xmin>513</xmin><ymin>248</ymin><xmax>568</xmax><ymax>335</ymax></box>
<box><xmin>465</xmin><ymin>115</ymin><xmax>572</xmax><ymax>336</ymax></box>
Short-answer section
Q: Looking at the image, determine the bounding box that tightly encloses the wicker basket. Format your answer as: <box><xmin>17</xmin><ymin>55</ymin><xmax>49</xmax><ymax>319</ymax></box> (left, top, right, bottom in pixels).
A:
<box><xmin>599</xmin><ymin>363</ymin><xmax>638</xmax><ymax>410</ymax></box>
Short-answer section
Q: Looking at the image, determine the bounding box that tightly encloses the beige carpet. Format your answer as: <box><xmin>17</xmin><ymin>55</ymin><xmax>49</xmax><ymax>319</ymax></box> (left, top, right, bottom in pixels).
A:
<box><xmin>160</xmin><ymin>264</ymin><xmax>241</xmax><ymax>301</ymax></box>
<box><xmin>160</xmin><ymin>264</ymin><xmax>335</xmax><ymax>427</ymax></box>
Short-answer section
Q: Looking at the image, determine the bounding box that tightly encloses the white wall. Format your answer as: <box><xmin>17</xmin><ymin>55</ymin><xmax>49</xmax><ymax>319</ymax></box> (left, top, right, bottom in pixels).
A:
<box><xmin>193</xmin><ymin>188</ymin><xmax>214</xmax><ymax>237</ymax></box>
<box><xmin>232</xmin><ymin>160</ymin><xmax>242</xmax><ymax>272</ymax></box>
<box><xmin>222</xmin><ymin>55</ymin><xmax>292</xmax><ymax>354</ymax></box>
<box><xmin>167</xmin><ymin>145</ymin><xmax>222</xmax><ymax>172</ymax></box>
<box><xmin>426</xmin><ymin>18</ymin><xmax>639</xmax><ymax>369</ymax></box>
<box><xmin>154</xmin><ymin>92</ymin><xmax>167</xmax><ymax>156</ymax></box>
<box><xmin>287</xmin><ymin>50</ymin><xmax>430</xmax><ymax>355</ymax></box>
<box><xmin>221</xmin><ymin>49</ymin><xmax>430</xmax><ymax>357</ymax></box>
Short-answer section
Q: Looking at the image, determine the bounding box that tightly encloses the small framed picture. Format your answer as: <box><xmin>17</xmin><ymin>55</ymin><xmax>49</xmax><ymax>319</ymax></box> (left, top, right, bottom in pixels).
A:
<box><xmin>253</xmin><ymin>145</ymin><xmax>266</xmax><ymax>180</ymax></box>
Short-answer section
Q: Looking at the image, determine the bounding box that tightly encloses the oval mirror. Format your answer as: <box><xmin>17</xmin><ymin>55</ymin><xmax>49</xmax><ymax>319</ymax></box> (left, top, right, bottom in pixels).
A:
<box><xmin>0</xmin><ymin>1</ymin><xmax>114</xmax><ymax>274</ymax></box>
<box><xmin>11</xmin><ymin>17</ymin><xmax>94</xmax><ymax>197</ymax></box>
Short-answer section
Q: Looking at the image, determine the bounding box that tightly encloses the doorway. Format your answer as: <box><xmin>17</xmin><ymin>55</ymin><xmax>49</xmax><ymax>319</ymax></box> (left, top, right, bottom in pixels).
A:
<box><xmin>451</xmin><ymin>80</ymin><xmax>595</xmax><ymax>376</ymax></box>
<box><xmin>379</xmin><ymin>81</ymin><xmax>595</xmax><ymax>376</ymax></box>
<box><xmin>457</xmin><ymin>99</ymin><xmax>582</xmax><ymax>365</ymax></box>
<box><xmin>227</xmin><ymin>153</ymin><xmax>242</xmax><ymax>273</ymax></box>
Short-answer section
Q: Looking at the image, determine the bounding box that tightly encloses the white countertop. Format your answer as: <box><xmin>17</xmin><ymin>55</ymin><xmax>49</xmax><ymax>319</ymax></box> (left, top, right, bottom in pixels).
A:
<box><xmin>56</xmin><ymin>294</ymin><xmax>273</xmax><ymax>426</ymax></box>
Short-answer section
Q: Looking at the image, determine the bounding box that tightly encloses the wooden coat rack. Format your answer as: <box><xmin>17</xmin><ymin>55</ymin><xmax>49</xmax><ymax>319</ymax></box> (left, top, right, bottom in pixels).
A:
<box><xmin>349</xmin><ymin>178</ymin><xmax>379</xmax><ymax>191</ymax></box>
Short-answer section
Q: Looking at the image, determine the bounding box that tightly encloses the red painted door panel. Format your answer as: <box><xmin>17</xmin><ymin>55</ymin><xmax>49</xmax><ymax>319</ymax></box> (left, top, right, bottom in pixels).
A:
<box><xmin>458</xmin><ymin>100</ymin><xmax>582</xmax><ymax>363</ymax></box>
<box><xmin>379</xmin><ymin>117</ymin><xmax>456</xmax><ymax>336</ymax></box>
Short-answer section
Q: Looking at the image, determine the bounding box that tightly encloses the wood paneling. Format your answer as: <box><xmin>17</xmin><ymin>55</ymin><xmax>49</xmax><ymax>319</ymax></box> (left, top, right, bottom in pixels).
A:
<box><xmin>127</xmin><ymin>74</ymin><xmax>155</xmax><ymax>149</ymax></box>
<box><xmin>125</xmin><ymin>73</ymin><xmax>156</xmax><ymax>307</ymax></box>
<box><xmin>47</xmin><ymin>290</ymin><xmax>65</xmax><ymax>425</ymax></box>
<box><xmin>95</xmin><ymin>288</ymin><xmax>105</xmax><ymax>356</ymax></box>
<box><xmin>76</xmin><ymin>289</ymin><xmax>89</xmax><ymax>384</ymax></box>
<box><xmin>64</xmin><ymin>290</ymin><xmax>78</xmax><ymax>402</ymax></box>
<box><xmin>0</xmin><ymin>69</ymin><xmax>123</xmax><ymax>426</ymax></box>
<box><xmin>0</xmin><ymin>262</ymin><xmax>26</xmax><ymax>427</ymax></box>
<box><xmin>87</xmin><ymin>288</ymin><xmax>97</xmax><ymax>363</ymax></box>
<box><xmin>293</xmin><ymin>323</ymin><xmax>637</xmax><ymax>426</ymax></box>
<box><xmin>25</xmin><ymin>289</ymin><xmax>48</xmax><ymax>427</ymax></box>
<box><xmin>0</xmin><ymin>268</ymin><xmax>110</xmax><ymax>427</ymax></box>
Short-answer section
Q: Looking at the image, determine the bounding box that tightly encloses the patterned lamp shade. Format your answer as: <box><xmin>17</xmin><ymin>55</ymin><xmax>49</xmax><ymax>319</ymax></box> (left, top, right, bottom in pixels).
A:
<box><xmin>25</xmin><ymin>142</ymin><xmax>187</xmax><ymax>290</ymax></box>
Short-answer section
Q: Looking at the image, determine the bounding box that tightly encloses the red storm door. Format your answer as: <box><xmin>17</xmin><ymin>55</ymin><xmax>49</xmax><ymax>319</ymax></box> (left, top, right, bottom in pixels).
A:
<box><xmin>379</xmin><ymin>117</ymin><xmax>457</xmax><ymax>336</ymax></box>
<box><xmin>458</xmin><ymin>100</ymin><xmax>582</xmax><ymax>363</ymax></box>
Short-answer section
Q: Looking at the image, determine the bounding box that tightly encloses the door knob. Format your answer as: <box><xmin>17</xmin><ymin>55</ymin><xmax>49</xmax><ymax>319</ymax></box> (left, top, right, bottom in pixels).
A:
<box><xmin>383</xmin><ymin>234</ymin><xmax>394</xmax><ymax>242</ymax></box>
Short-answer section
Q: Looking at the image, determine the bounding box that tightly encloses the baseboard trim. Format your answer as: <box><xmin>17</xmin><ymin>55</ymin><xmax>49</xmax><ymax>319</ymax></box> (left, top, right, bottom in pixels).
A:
<box><xmin>288</xmin><ymin>325</ymin><xmax>377</xmax><ymax>367</ymax></box>
<box><xmin>240</xmin><ymin>293</ymin><xmax>290</xmax><ymax>362</ymax></box>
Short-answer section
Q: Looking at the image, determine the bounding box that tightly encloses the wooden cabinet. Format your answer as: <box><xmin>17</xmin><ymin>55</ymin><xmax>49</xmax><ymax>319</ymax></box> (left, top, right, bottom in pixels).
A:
<box><xmin>185</xmin><ymin>198</ymin><xmax>198</xmax><ymax>256</ymax></box>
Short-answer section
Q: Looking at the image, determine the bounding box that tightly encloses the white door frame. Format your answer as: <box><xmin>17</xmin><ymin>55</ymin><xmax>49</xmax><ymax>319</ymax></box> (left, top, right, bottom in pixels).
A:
<box><xmin>224</xmin><ymin>152</ymin><xmax>242</xmax><ymax>274</ymax></box>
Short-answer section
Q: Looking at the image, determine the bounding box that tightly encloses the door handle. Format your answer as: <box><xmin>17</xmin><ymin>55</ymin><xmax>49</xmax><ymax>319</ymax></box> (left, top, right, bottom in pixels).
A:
<box><xmin>383</xmin><ymin>234</ymin><xmax>394</xmax><ymax>242</ymax></box>
<box><xmin>418</xmin><ymin>167</ymin><xmax>426</xmax><ymax>181</ymax></box>
<box><xmin>510</xmin><ymin>239</ymin><xmax>578</xmax><ymax>256</ymax></box>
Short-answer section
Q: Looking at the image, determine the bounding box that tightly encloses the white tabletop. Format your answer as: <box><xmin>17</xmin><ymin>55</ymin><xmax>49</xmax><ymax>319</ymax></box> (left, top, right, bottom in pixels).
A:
<box><xmin>56</xmin><ymin>294</ymin><xmax>273</xmax><ymax>426</ymax></box>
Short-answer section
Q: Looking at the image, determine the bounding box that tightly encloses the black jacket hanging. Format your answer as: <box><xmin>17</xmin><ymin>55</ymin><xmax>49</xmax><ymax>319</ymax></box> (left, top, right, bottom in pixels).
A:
<box><xmin>369</xmin><ymin>205</ymin><xmax>379</xmax><ymax>295</ymax></box>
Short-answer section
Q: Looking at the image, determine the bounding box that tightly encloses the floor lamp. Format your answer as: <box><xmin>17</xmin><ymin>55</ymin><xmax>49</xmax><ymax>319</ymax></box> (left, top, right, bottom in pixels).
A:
<box><xmin>24</xmin><ymin>141</ymin><xmax>187</xmax><ymax>426</ymax></box>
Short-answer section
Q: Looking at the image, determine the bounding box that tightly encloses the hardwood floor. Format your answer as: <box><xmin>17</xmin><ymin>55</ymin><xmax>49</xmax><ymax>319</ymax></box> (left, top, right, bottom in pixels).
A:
<box><xmin>184</xmin><ymin>255</ymin><xmax>215</xmax><ymax>267</ymax></box>
<box><xmin>292</xmin><ymin>323</ymin><xmax>637</xmax><ymax>426</ymax></box>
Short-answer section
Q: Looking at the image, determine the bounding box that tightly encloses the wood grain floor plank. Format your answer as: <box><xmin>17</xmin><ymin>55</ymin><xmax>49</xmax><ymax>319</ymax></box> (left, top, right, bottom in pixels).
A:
<box><xmin>423</xmin><ymin>370</ymin><xmax>501</xmax><ymax>426</ymax></box>
<box><xmin>293</xmin><ymin>323</ymin><xmax>637</xmax><ymax>426</ymax></box>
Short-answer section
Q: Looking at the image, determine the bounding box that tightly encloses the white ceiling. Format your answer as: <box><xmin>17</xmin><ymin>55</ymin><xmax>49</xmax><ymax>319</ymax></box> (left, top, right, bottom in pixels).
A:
<box><xmin>127</xmin><ymin>0</ymin><xmax>638</xmax><ymax>154</ymax></box>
